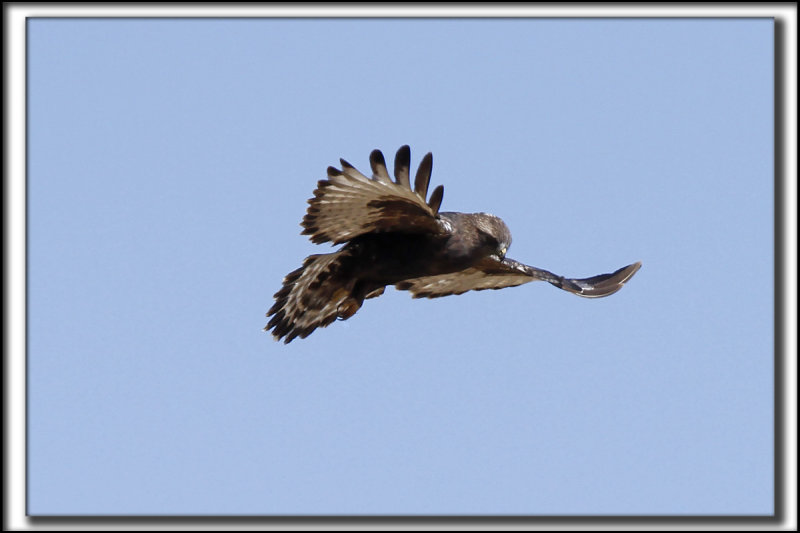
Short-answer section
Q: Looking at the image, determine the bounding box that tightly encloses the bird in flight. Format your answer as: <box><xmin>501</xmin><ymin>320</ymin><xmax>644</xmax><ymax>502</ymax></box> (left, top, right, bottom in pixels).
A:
<box><xmin>265</xmin><ymin>146</ymin><xmax>641</xmax><ymax>343</ymax></box>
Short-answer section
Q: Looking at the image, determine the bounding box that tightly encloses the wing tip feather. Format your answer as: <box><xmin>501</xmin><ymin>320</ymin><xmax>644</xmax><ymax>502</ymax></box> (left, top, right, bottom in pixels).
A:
<box><xmin>393</xmin><ymin>145</ymin><xmax>411</xmax><ymax>188</ymax></box>
<box><xmin>303</xmin><ymin>146</ymin><xmax>444</xmax><ymax>244</ymax></box>
<box><xmin>414</xmin><ymin>152</ymin><xmax>433</xmax><ymax>198</ymax></box>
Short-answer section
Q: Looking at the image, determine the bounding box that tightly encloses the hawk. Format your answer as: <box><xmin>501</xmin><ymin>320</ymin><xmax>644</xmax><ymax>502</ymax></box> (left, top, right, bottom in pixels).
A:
<box><xmin>266</xmin><ymin>146</ymin><xmax>641</xmax><ymax>343</ymax></box>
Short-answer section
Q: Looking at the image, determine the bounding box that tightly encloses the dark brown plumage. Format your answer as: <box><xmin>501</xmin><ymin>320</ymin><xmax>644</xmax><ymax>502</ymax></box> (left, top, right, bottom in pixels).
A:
<box><xmin>265</xmin><ymin>146</ymin><xmax>641</xmax><ymax>343</ymax></box>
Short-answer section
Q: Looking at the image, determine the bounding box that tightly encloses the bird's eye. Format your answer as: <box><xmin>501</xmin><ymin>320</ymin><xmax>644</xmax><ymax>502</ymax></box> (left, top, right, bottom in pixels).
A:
<box><xmin>499</xmin><ymin>246</ymin><xmax>507</xmax><ymax>260</ymax></box>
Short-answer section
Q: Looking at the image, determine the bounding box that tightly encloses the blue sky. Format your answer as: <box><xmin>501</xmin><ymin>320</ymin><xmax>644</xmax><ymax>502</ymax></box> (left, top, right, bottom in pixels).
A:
<box><xmin>26</xmin><ymin>18</ymin><xmax>774</xmax><ymax>515</ymax></box>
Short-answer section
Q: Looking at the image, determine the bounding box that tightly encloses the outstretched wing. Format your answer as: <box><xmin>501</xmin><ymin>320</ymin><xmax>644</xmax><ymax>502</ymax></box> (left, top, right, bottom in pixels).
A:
<box><xmin>556</xmin><ymin>261</ymin><xmax>642</xmax><ymax>298</ymax></box>
<box><xmin>397</xmin><ymin>257</ymin><xmax>641</xmax><ymax>299</ymax></box>
<box><xmin>302</xmin><ymin>146</ymin><xmax>447</xmax><ymax>244</ymax></box>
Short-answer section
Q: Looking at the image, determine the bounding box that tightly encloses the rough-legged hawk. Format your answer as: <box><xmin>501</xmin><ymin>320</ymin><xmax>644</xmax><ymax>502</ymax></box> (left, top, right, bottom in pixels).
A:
<box><xmin>266</xmin><ymin>146</ymin><xmax>641</xmax><ymax>343</ymax></box>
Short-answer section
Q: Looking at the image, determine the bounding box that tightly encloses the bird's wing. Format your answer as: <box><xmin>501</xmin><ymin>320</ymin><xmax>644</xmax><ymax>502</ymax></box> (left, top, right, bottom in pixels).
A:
<box><xmin>302</xmin><ymin>146</ymin><xmax>446</xmax><ymax>244</ymax></box>
<box><xmin>553</xmin><ymin>261</ymin><xmax>642</xmax><ymax>298</ymax></box>
<box><xmin>397</xmin><ymin>257</ymin><xmax>641</xmax><ymax>299</ymax></box>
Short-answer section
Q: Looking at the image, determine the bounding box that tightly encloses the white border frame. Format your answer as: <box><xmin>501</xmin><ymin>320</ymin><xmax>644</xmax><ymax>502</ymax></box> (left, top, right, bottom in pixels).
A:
<box><xmin>5</xmin><ymin>3</ymin><xmax>796</xmax><ymax>531</ymax></box>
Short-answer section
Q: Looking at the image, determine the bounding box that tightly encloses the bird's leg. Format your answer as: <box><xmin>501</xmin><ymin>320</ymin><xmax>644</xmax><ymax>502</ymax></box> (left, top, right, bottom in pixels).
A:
<box><xmin>336</xmin><ymin>279</ymin><xmax>387</xmax><ymax>320</ymax></box>
<box><xmin>330</xmin><ymin>284</ymin><xmax>363</xmax><ymax>321</ymax></box>
<box><xmin>336</xmin><ymin>296</ymin><xmax>362</xmax><ymax>320</ymax></box>
<box><xmin>364</xmin><ymin>287</ymin><xmax>385</xmax><ymax>299</ymax></box>
<box><xmin>336</xmin><ymin>279</ymin><xmax>376</xmax><ymax>320</ymax></box>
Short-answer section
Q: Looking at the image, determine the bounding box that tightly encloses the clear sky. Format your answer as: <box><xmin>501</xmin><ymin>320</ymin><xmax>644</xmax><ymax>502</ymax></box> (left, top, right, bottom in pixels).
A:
<box><xmin>27</xmin><ymin>17</ymin><xmax>774</xmax><ymax>515</ymax></box>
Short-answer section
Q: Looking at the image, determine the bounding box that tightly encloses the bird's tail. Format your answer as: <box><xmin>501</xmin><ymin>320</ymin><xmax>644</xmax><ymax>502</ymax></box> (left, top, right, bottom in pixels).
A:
<box><xmin>265</xmin><ymin>250</ymin><xmax>362</xmax><ymax>343</ymax></box>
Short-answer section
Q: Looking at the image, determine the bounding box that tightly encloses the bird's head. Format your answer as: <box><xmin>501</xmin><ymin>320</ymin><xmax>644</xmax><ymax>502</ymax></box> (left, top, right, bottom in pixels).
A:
<box><xmin>474</xmin><ymin>213</ymin><xmax>512</xmax><ymax>261</ymax></box>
